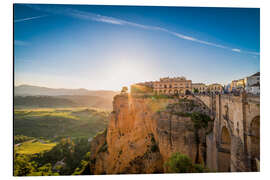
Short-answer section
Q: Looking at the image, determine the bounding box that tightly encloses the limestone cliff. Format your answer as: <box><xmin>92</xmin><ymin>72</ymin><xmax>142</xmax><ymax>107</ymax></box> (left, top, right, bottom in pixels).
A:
<box><xmin>89</xmin><ymin>94</ymin><xmax>213</xmax><ymax>174</ymax></box>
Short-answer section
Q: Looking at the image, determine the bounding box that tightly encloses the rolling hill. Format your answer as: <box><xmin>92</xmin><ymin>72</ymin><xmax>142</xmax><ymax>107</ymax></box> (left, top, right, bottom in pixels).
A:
<box><xmin>15</xmin><ymin>84</ymin><xmax>119</xmax><ymax>98</ymax></box>
<box><xmin>14</xmin><ymin>95</ymin><xmax>114</xmax><ymax>110</ymax></box>
<box><xmin>14</xmin><ymin>85</ymin><xmax>119</xmax><ymax>110</ymax></box>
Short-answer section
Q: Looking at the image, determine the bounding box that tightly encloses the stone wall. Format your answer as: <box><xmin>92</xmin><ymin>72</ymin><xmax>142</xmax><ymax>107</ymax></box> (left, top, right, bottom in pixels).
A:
<box><xmin>196</xmin><ymin>93</ymin><xmax>260</xmax><ymax>172</ymax></box>
<box><xmin>195</xmin><ymin>95</ymin><xmax>216</xmax><ymax>117</ymax></box>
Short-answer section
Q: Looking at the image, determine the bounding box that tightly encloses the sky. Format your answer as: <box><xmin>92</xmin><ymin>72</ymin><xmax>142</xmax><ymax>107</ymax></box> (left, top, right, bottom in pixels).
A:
<box><xmin>14</xmin><ymin>4</ymin><xmax>260</xmax><ymax>91</ymax></box>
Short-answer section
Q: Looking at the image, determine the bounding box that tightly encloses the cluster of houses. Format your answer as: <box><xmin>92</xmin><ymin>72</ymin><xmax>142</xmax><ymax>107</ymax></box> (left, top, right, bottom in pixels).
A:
<box><xmin>132</xmin><ymin>72</ymin><xmax>260</xmax><ymax>95</ymax></box>
<box><xmin>228</xmin><ymin>72</ymin><xmax>260</xmax><ymax>95</ymax></box>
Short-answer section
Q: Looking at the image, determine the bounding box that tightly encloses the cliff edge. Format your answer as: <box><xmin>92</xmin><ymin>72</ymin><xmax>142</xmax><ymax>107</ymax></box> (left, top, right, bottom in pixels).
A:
<box><xmin>89</xmin><ymin>94</ymin><xmax>213</xmax><ymax>174</ymax></box>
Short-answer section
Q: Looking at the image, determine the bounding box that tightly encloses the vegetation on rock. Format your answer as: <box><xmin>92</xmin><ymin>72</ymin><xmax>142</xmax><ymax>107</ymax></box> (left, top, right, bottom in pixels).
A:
<box><xmin>121</xmin><ymin>86</ymin><xmax>128</xmax><ymax>93</ymax></box>
<box><xmin>150</xmin><ymin>134</ymin><xmax>159</xmax><ymax>153</ymax></box>
<box><xmin>130</xmin><ymin>84</ymin><xmax>152</xmax><ymax>94</ymax></box>
<box><xmin>190</xmin><ymin>112</ymin><xmax>212</xmax><ymax>131</ymax></box>
<box><xmin>98</xmin><ymin>141</ymin><xmax>108</xmax><ymax>153</ymax></box>
<box><xmin>164</xmin><ymin>152</ymin><xmax>209</xmax><ymax>173</ymax></box>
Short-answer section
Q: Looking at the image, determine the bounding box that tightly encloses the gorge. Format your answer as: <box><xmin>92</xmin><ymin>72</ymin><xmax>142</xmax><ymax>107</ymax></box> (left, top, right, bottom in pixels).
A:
<box><xmin>88</xmin><ymin>92</ymin><xmax>260</xmax><ymax>174</ymax></box>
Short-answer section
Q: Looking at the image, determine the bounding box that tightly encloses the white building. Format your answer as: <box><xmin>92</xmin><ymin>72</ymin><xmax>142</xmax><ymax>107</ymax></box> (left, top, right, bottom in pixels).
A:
<box><xmin>248</xmin><ymin>85</ymin><xmax>260</xmax><ymax>95</ymax></box>
<box><xmin>245</xmin><ymin>72</ymin><xmax>260</xmax><ymax>95</ymax></box>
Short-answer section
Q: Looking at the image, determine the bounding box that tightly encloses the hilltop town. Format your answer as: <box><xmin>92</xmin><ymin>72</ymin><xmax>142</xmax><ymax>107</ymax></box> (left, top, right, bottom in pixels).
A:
<box><xmin>131</xmin><ymin>72</ymin><xmax>260</xmax><ymax>95</ymax></box>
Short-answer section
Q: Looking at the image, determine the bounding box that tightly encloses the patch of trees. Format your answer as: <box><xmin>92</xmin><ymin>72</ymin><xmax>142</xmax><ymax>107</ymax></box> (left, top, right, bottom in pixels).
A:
<box><xmin>33</xmin><ymin>137</ymin><xmax>91</xmax><ymax>175</ymax></box>
<box><xmin>73</xmin><ymin>152</ymin><xmax>91</xmax><ymax>175</ymax></box>
<box><xmin>14</xmin><ymin>135</ymin><xmax>33</xmax><ymax>144</ymax></box>
<box><xmin>14</xmin><ymin>137</ymin><xmax>91</xmax><ymax>176</ymax></box>
<box><xmin>14</xmin><ymin>153</ymin><xmax>59</xmax><ymax>176</ymax></box>
<box><xmin>164</xmin><ymin>152</ymin><xmax>210</xmax><ymax>173</ymax></box>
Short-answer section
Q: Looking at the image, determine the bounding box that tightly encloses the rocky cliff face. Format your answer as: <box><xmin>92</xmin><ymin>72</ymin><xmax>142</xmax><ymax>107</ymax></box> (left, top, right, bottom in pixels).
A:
<box><xmin>89</xmin><ymin>94</ymin><xmax>213</xmax><ymax>174</ymax></box>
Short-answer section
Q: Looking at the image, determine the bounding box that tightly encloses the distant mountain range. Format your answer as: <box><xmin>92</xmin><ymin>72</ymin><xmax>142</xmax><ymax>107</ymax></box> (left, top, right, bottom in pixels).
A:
<box><xmin>14</xmin><ymin>85</ymin><xmax>119</xmax><ymax>110</ymax></box>
<box><xmin>15</xmin><ymin>84</ymin><xmax>119</xmax><ymax>97</ymax></box>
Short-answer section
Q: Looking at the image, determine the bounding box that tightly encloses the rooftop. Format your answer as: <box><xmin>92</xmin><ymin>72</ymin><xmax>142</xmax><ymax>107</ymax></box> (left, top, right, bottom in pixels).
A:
<box><xmin>250</xmin><ymin>72</ymin><xmax>260</xmax><ymax>77</ymax></box>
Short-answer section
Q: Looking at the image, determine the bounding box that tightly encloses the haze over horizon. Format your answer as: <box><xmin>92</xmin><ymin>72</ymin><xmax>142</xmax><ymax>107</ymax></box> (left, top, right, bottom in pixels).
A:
<box><xmin>14</xmin><ymin>83</ymin><xmax>119</xmax><ymax>91</ymax></box>
<box><xmin>14</xmin><ymin>4</ymin><xmax>260</xmax><ymax>91</ymax></box>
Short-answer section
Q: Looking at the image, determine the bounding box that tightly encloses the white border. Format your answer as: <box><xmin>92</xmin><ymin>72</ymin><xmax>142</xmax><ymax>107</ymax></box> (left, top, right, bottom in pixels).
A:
<box><xmin>1</xmin><ymin>0</ymin><xmax>269</xmax><ymax>180</ymax></box>
<box><xmin>10</xmin><ymin>0</ymin><xmax>263</xmax><ymax>7</ymax></box>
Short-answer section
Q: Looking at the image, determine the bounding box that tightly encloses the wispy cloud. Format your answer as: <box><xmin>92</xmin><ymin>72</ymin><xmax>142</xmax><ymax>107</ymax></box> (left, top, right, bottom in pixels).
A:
<box><xmin>14</xmin><ymin>40</ymin><xmax>29</xmax><ymax>46</ymax></box>
<box><xmin>25</xmin><ymin>4</ymin><xmax>260</xmax><ymax>56</ymax></box>
<box><xmin>14</xmin><ymin>15</ymin><xmax>48</xmax><ymax>23</ymax></box>
<box><xmin>232</xmin><ymin>48</ymin><xmax>241</xmax><ymax>53</ymax></box>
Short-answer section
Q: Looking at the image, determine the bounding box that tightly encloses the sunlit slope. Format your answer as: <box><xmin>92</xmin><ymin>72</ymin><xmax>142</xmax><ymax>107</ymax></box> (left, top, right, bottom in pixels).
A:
<box><xmin>14</xmin><ymin>108</ymin><xmax>110</xmax><ymax>139</ymax></box>
<box><xmin>14</xmin><ymin>95</ymin><xmax>114</xmax><ymax>110</ymax></box>
<box><xmin>15</xmin><ymin>140</ymin><xmax>57</xmax><ymax>154</ymax></box>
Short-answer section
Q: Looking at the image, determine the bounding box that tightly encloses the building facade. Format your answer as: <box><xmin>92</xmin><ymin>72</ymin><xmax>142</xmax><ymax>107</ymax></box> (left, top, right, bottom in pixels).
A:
<box><xmin>135</xmin><ymin>77</ymin><xmax>192</xmax><ymax>95</ymax></box>
<box><xmin>230</xmin><ymin>80</ymin><xmax>238</xmax><ymax>92</ymax></box>
<box><xmin>133</xmin><ymin>73</ymin><xmax>261</xmax><ymax>95</ymax></box>
<box><xmin>153</xmin><ymin>77</ymin><xmax>192</xmax><ymax>95</ymax></box>
<box><xmin>192</xmin><ymin>83</ymin><xmax>207</xmax><ymax>93</ymax></box>
<box><xmin>229</xmin><ymin>72</ymin><xmax>260</xmax><ymax>94</ymax></box>
<box><xmin>245</xmin><ymin>72</ymin><xmax>260</xmax><ymax>95</ymax></box>
<box><xmin>208</xmin><ymin>83</ymin><xmax>223</xmax><ymax>93</ymax></box>
<box><xmin>192</xmin><ymin>83</ymin><xmax>223</xmax><ymax>94</ymax></box>
<box><xmin>237</xmin><ymin>79</ymin><xmax>245</xmax><ymax>89</ymax></box>
<box><xmin>230</xmin><ymin>79</ymin><xmax>245</xmax><ymax>92</ymax></box>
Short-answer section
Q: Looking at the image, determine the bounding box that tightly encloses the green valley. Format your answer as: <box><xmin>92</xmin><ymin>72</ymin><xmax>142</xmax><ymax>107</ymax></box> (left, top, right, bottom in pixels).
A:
<box><xmin>14</xmin><ymin>107</ymin><xmax>109</xmax><ymax>139</ymax></box>
<box><xmin>14</xmin><ymin>106</ymin><xmax>110</xmax><ymax>176</ymax></box>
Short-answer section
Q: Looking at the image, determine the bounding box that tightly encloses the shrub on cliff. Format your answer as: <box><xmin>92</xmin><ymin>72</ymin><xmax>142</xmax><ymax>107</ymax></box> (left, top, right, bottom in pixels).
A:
<box><xmin>191</xmin><ymin>112</ymin><xmax>211</xmax><ymax>130</ymax></box>
<box><xmin>72</xmin><ymin>152</ymin><xmax>91</xmax><ymax>175</ymax></box>
<box><xmin>121</xmin><ymin>86</ymin><xmax>128</xmax><ymax>94</ymax></box>
<box><xmin>164</xmin><ymin>152</ymin><xmax>208</xmax><ymax>173</ymax></box>
<box><xmin>151</xmin><ymin>94</ymin><xmax>174</xmax><ymax>99</ymax></box>
<box><xmin>164</xmin><ymin>152</ymin><xmax>193</xmax><ymax>173</ymax></box>
<box><xmin>98</xmin><ymin>141</ymin><xmax>108</xmax><ymax>153</ymax></box>
<box><xmin>193</xmin><ymin>88</ymin><xmax>199</xmax><ymax>94</ymax></box>
<box><xmin>150</xmin><ymin>134</ymin><xmax>159</xmax><ymax>152</ymax></box>
<box><xmin>130</xmin><ymin>84</ymin><xmax>152</xmax><ymax>94</ymax></box>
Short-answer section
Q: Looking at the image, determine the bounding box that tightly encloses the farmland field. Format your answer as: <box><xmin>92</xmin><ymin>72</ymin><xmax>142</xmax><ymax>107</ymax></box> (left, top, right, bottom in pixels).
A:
<box><xmin>15</xmin><ymin>140</ymin><xmax>57</xmax><ymax>154</ymax></box>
